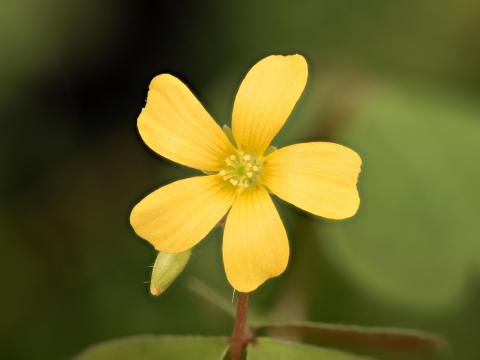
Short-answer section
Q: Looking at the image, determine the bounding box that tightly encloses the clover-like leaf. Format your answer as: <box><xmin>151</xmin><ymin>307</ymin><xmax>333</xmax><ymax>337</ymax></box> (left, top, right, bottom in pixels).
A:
<box><xmin>253</xmin><ymin>321</ymin><xmax>445</xmax><ymax>355</ymax></box>
<box><xmin>318</xmin><ymin>82</ymin><xmax>480</xmax><ymax>309</ymax></box>
<box><xmin>74</xmin><ymin>335</ymin><xmax>228</xmax><ymax>360</ymax></box>
<box><xmin>247</xmin><ymin>337</ymin><xmax>374</xmax><ymax>360</ymax></box>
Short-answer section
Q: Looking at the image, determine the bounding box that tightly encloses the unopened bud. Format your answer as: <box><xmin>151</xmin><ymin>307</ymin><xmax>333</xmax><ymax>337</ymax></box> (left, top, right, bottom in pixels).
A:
<box><xmin>150</xmin><ymin>250</ymin><xmax>191</xmax><ymax>296</ymax></box>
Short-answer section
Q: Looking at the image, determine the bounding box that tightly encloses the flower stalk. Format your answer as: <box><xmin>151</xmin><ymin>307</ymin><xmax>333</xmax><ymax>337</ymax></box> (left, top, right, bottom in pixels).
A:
<box><xmin>229</xmin><ymin>292</ymin><xmax>251</xmax><ymax>360</ymax></box>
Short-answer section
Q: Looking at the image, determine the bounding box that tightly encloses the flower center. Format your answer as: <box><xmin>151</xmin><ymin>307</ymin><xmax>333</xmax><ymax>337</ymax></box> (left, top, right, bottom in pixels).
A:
<box><xmin>219</xmin><ymin>151</ymin><xmax>263</xmax><ymax>188</ymax></box>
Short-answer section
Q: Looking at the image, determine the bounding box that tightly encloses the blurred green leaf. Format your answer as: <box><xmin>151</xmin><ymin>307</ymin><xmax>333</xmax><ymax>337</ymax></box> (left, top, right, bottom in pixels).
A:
<box><xmin>319</xmin><ymin>82</ymin><xmax>480</xmax><ymax>309</ymax></box>
<box><xmin>74</xmin><ymin>335</ymin><xmax>228</xmax><ymax>360</ymax></box>
<box><xmin>247</xmin><ymin>337</ymin><xmax>374</xmax><ymax>360</ymax></box>
<box><xmin>253</xmin><ymin>322</ymin><xmax>445</xmax><ymax>354</ymax></box>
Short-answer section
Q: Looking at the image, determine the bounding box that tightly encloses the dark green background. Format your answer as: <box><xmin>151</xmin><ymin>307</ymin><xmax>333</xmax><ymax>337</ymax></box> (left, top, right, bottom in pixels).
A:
<box><xmin>1</xmin><ymin>1</ymin><xmax>479</xmax><ymax>359</ymax></box>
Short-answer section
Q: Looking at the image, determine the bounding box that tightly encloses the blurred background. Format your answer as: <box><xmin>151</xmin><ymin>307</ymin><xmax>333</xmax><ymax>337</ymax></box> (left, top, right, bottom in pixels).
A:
<box><xmin>1</xmin><ymin>0</ymin><xmax>479</xmax><ymax>359</ymax></box>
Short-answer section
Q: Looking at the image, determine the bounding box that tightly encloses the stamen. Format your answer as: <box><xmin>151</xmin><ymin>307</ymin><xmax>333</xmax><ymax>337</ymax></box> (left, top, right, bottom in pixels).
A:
<box><xmin>220</xmin><ymin>151</ymin><xmax>263</xmax><ymax>188</ymax></box>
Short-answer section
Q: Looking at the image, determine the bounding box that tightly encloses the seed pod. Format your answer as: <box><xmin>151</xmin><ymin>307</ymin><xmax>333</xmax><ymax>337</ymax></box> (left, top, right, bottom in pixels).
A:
<box><xmin>150</xmin><ymin>250</ymin><xmax>191</xmax><ymax>296</ymax></box>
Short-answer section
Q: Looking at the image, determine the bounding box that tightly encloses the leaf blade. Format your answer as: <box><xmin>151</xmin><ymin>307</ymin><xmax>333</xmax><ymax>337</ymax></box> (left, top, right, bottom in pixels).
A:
<box><xmin>247</xmin><ymin>337</ymin><xmax>375</xmax><ymax>360</ymax></box>
<box><xmin>253</xmin><ymin>322</ymin><xmax>445</xmax><ymax>355</ymax></box>
<box><xmin>74</xmin><ymin>335</ymin><xmax>228</xmax><ymax>360</ymax></box>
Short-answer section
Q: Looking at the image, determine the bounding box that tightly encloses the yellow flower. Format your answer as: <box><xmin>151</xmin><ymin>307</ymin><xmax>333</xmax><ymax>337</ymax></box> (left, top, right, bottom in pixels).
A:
<box><xmin>130</xmin><ymin>54</ymin><xmax>361</xmax><ymax>292</ymax></box>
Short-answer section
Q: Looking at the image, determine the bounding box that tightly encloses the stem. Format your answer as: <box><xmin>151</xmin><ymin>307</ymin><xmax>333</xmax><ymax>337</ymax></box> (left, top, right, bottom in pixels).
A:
<box><xmin>229</xmin><ymin>292</ymin><xmax>250</xmax><ymax>360</ymax></box>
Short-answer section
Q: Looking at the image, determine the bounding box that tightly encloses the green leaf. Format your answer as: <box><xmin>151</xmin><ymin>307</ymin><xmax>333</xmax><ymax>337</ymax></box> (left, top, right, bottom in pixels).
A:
<box><xmin>252</xmin><ymin>322</ymin><xmax>445</xmax><ymax>355</ymax></box>
<box><xmin>247</xmin><ymin>337</ymin><xmax>374</xmax><ymax>360</ymax></box>
<box><xmin>74</xmin><ymin>335</ymin><xmax>228</xmax><ymax>360</ymax></box>
<box><xmin>317</xmin><ymin>81</ymin><xmax>480</xmax><ymax>309</ymax></box>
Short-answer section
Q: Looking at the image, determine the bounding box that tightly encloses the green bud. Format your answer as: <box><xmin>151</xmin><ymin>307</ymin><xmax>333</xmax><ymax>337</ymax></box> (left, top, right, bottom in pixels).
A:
<box><xmin>150</xmin><ymin>250</ymin><xmax>191</xmax><ymax>296</ymax></box>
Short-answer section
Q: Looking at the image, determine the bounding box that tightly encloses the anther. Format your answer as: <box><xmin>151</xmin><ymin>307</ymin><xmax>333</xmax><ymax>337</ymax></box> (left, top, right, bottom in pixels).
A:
<box><xmin>220</xmin><ymin>152</ymin><xmax>263</xmax><ymax>188</ymax></box>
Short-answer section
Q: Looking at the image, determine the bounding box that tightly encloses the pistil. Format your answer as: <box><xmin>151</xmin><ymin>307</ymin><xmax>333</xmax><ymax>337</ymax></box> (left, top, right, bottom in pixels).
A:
<box><xmin>220</xmin><ymin>151</ymin><xmax>263</xmax><ymax>188</ymax></box>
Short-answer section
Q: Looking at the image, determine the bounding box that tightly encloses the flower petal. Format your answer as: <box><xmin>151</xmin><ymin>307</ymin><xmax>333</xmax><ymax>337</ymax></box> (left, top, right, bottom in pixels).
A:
<box><xmin>232</xmin><ymin>54</ymin><xmax>308</xmax><ymax>156</ymax></box>
<box><xmin>138</xmin><ymin>74</ymin><xmax>234</xmax><ymax>171</ymax></box>
<box><xmin>263</xmin><ymin>142</ymin><xmax>362</xmax><ymax>219</ymax></box>
<box><xmin>130</xmin><ymin>175</ymin><xmax>235</xmax><ymax>252</ymax></box>
<box><xmin>223</xmin><ymin>186</ymin><xmax>289</xmax><ymax>292</ymax></box>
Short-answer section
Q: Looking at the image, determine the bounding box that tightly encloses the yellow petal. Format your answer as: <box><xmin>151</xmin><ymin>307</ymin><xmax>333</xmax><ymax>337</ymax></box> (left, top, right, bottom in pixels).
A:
<box><xmin>130</xmin><ymin>175</ymin><xmax>235</xmax><ymax>252</ymax></box>
<box><xmin>138</xmin><ymin>74</ymin><xmax>234</xmax><ymax>171</ymax></box>
<box><xmin>263</xmin><ymin>142</ymin><xmax>362</xmax><ymax>219</ymax></box>
<box><xmin>223</xmin><ymin>186</ymin><xmax>289</xmax><ymax>292</ymax></box>
<box><xmin>232</xmin><ymin>54</ymin><xmax>308</xmax><ymax>156</ymax></box>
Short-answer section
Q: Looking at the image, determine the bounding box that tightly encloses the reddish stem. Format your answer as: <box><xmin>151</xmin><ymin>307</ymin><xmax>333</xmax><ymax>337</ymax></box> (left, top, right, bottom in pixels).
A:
<box><xmin>229</xmin><ymin>292</ymin><xmax>250</xmax><ymax>360</ymax></box>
